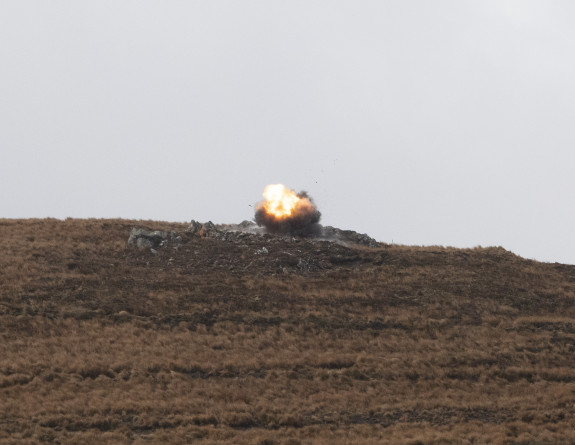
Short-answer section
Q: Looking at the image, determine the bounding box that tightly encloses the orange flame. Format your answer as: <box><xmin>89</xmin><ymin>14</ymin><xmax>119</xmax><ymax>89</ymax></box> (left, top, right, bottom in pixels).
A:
<box><xmin>261</xmin><ymin>184</ymin><xmax>300</xmax><ymax>219</ymax></box>
<box><xmin>255</xmin><ymin>184</ymin><xmax>321</xmax><ymax>235</ymax></box>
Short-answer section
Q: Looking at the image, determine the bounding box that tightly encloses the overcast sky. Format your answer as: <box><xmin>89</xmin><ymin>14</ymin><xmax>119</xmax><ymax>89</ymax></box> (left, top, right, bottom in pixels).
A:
<box><xmin>1</xmin><ymin>1</ymin><xmax>574</xmax><ymax>264</ymax></box>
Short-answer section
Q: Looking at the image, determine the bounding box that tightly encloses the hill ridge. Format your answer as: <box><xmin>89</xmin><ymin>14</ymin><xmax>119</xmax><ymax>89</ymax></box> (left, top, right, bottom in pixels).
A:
<box><xmin>1</xmin><ymin>218</ymin><xmax>575</xmax><ymax>443</ymax></box>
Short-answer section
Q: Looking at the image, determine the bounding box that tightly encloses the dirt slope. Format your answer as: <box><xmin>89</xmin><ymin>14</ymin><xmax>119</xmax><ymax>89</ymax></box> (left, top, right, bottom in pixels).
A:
<box><xmin>1</xmin><ymin>218</ymin><xmax>575</xmax><ymax>444</ymax></box>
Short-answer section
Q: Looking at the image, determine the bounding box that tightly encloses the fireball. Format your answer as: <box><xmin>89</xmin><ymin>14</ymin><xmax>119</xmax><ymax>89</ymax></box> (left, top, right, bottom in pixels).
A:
<box><xmin>255</xmin><ymin>184</ymin><xmax>321</xmax><ymax>235</ymax></box>
<box><xmin>261</xmin><ymin>184</ymin><xmax>301</xmax><ymax>219</ymax></box>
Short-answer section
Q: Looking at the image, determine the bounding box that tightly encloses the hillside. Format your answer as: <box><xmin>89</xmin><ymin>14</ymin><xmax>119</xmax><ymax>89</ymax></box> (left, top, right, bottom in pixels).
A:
<box><xmin>1</xmin><ymin>218</ymin><xmax>575</xmax><ymax>444</ymax></box>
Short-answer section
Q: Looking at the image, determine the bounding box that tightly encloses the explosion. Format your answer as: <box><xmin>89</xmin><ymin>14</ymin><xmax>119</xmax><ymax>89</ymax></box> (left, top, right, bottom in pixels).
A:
<box><xmin>255</xmin><ymin>184</ymin><xmax>321</xmax><ymax>236</ymax></box>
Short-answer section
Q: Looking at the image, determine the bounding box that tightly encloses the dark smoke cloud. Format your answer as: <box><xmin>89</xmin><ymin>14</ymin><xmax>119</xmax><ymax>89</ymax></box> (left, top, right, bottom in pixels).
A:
<box><xmin>255</xmin><ymin>191</ymin><xmax>321</xmax><ymax>236</ymax></box>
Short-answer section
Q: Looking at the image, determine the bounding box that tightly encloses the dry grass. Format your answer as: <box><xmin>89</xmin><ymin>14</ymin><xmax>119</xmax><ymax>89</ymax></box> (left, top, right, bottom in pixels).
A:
<box><xmin>1</xmin><ymin>218</ymin><xmax>575</xmax><ymax>444</ymax></box>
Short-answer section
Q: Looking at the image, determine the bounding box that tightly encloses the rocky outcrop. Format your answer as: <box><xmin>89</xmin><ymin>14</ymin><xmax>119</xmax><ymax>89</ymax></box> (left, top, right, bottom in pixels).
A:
<box><xmin>187</xmin><ymin>220</ymin><xmax>203</xmax><ymax>235</ymax></box>
<box><xmin>319</xmin><ymin>226</ymin><xmax>379</xmax><ymax>248</ymax></box>
<box><xmin>129</xmin><ymin>220</ymin><xmax>379</xmax><ymax>250</ymax></box>
<box><xmin>187</xmin><ymin>220</ymin><xmax>219</xmax><ymax>237</ymax></box>
<box><xmin>127</xmin><ymin>228</ymin><xmax>182</xmax><ymax>249</ymax></box>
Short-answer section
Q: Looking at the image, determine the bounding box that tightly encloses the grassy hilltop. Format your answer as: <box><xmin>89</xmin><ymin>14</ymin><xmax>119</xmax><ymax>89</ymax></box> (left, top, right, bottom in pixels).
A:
<box><xmin>1</xmin><ymin>218</ymin><xmax>575</xmax><ymax>444</ymax></box>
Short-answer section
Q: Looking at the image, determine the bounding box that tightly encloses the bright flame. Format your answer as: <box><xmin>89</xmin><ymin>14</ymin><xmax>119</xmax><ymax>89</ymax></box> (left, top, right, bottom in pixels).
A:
<box><xmin>255</xmin><ymin>183</ymin><xmax>321</xmax><ymax>235</ymax></box>
<box><xmin>262</xmin><ymin>184</ymin><xmax>300</xmax><ymax>219</ymax></box>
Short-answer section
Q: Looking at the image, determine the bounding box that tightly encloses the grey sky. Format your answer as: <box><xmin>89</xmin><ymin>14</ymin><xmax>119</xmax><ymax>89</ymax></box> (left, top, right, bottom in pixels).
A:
<box><xmin>1</xmin><ymin>1</ymin><xmax>574</xmax><ymax>264</ymax></box>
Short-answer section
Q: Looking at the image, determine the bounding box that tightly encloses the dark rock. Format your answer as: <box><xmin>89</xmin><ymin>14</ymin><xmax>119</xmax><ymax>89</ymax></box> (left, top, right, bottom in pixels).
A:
<box><xmin>187</xmin><ymin>220</ymin><xmax>220</xmax><ymax>237</ymax></box>
<box><xmin>127</xmin><ymin>228</ymin><xmax>169</xmax><ymax>249</ymax></box>
<box><xmin>199</xmin><ymin>221</ymin><xmax>217</xmax><ymax>237</ymax></box>
<box><xmin>319</xmin><ymin>226</ymin><xmax>379</xmax><ymax>247</ymax></box>
<box><xmin>238</xmin><ymin>220</ymin><xmax>257</xmax><ymax>229</ymax></box>
<box><xmin>170</xmin><ymin>231</ymin><xmax>183</xmax><ymax>248</ymax></box>
<box><xmin>187</xmin><ymin>220</ymin><xmax>203</xmax><ymax>234</ymax></box>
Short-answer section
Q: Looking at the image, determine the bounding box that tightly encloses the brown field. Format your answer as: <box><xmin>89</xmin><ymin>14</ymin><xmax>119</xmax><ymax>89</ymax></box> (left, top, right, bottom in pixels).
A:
<box><xmin>1</xmin><ymin>218</ymin><xmax>575</xmax><ymax>444</ymax></box>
